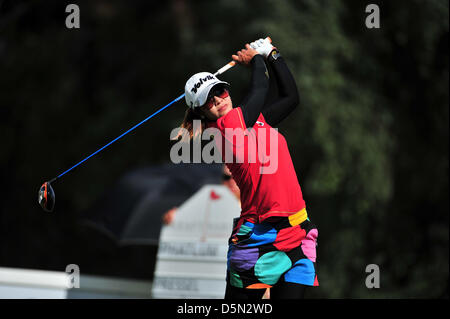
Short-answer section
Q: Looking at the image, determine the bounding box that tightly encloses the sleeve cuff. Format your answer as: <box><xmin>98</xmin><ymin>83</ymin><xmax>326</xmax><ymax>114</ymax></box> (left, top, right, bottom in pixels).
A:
<box><xmin>267</xmin><ymin>49</ymin><xmax>281</xmax><ymax>63</ymax></box>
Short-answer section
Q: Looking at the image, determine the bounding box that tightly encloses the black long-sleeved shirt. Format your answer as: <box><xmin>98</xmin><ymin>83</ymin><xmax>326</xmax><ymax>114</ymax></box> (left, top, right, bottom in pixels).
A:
<box><xmin>240</xmin><ymin>53</ymin><xmax>299</xmax><ymax>128</ymax></box>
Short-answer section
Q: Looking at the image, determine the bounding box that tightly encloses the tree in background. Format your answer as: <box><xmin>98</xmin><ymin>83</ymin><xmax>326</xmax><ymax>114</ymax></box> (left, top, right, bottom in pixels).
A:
<box><xmin>0</xmin><ymin>0</ymin><xmax>447</xmax><ymax>298</ymax></box>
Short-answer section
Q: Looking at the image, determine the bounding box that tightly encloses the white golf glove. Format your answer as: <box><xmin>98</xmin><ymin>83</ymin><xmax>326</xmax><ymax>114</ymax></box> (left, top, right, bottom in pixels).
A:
<box><xmin>250</xmin><ymin>38</ymin><xmax>275</xmax><ymax>58</ymax></box>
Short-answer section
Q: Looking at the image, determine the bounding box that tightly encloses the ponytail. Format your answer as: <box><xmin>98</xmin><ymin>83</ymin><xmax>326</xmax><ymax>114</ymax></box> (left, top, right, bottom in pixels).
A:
<box><xmin>176</xmin><ymin>108</ymin><xmax>208</xmax><ymax>142</ymax></box>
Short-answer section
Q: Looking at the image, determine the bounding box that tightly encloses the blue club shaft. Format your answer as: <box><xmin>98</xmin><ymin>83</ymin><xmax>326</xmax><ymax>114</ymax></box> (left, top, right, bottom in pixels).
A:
<box><xmin>47</xmin><ymin>49</ymin><xmax>246</xmax><ymax>184</ymax></box>
<box><xmin>50</xmin><ymin>93</ymin><xmax>185</xmax><ymax>183</ymax></box>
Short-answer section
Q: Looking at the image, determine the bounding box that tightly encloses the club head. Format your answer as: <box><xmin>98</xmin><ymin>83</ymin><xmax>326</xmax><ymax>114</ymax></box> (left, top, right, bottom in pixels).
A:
<box><xmin>38</xmin><ymin>182</ymin><xmax>55</xmax><ymax>212</ymax></box>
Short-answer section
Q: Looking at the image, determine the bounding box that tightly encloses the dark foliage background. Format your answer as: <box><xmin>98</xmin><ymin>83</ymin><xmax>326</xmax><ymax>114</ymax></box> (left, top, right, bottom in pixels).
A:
<box><xmin>0</xmin><ymin>0</ymin><xmax>448</xmax><ymax>298</ymax></box>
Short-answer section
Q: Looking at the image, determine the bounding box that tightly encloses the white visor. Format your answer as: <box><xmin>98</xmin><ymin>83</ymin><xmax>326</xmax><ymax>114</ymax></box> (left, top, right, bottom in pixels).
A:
<box><xmin>184</xmin><ymin>72</ymin><xmax>230</xmax><ymax>109</ymax></box>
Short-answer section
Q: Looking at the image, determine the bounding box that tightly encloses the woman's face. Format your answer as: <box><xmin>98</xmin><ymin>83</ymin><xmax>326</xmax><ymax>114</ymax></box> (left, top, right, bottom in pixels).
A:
<box><xmin>199</xmin><ymin>87</ymin><xmax>233</xmax><ymax>121</ymax></box>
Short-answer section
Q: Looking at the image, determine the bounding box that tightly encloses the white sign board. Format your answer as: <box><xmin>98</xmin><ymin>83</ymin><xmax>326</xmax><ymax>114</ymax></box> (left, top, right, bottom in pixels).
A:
<box><xmin>0</xmin><ymin>267</ymin><xmax>69</xmax><ymax>299</ymax></box>
<box><xmin>0</xmin><ymin>267</ymin><xmax>152</xmax><ymax>299</ymax></box>
<box><xmin>152</xmin><ymin>185</ymin><xmax>240</xmax><ymax>299</ymax></box>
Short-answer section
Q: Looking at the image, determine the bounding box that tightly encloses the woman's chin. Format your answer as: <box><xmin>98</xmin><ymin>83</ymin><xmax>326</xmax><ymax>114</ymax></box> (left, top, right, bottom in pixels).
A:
<box><xmin>219</xmin><ymin>105</ymin><xmax>232</xmax><ymax>116</ymax></box>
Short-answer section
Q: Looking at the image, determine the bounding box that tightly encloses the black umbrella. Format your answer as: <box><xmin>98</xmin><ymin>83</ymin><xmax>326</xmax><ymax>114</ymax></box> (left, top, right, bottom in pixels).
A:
<box><xmin>81</xmin><ymin>163</ymin><xmax>223</xmax><ymax>245</ymax></box>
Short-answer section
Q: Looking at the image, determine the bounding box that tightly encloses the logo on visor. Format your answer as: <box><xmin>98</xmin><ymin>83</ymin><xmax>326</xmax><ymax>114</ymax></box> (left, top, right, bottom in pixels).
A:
<box><xmin>191</xmin><ymin>75</ymin><xmax>215</xmax><ymax>94</ymax></box>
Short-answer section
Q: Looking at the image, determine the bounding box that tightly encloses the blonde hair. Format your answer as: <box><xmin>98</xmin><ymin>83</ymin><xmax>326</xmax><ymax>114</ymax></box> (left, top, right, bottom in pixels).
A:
<box><xmin>176</xmin><ymin>108</ymin><xmax>208</xmax><ymax>142</ymax></box>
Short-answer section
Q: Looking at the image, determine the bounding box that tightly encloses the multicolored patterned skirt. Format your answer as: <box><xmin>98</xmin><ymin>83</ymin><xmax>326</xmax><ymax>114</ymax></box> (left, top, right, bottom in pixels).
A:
<box><xmin>227</xmin><ymin>208</ymin><xmax>319</xmax><ymax>289</ymax></box>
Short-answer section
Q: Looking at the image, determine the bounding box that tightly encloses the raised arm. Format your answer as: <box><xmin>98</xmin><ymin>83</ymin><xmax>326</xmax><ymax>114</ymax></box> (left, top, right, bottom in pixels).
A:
<box><xmin>232</xmin><ymin>45</ymin><xmax>270</xmax><ymax>128</ymax></box>
<box><xmin>261</xmin><ymin>50</ymin><xmax>299</xmax><ymax>127</ymax></box>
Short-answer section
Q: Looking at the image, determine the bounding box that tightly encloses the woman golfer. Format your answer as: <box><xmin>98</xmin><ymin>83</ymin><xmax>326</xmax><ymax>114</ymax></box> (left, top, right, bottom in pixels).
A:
<box><xmin>180</xmin><ymin>38</ymin><xmax>318</xmax><ymax>299</ymax></box>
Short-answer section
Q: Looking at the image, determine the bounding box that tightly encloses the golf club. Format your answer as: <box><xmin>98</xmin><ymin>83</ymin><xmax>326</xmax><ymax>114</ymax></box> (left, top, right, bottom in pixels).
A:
<box><xmin>38</xmin><ymin>37</ymin><xmax>272</xmax><ymax>212</ymax></box>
